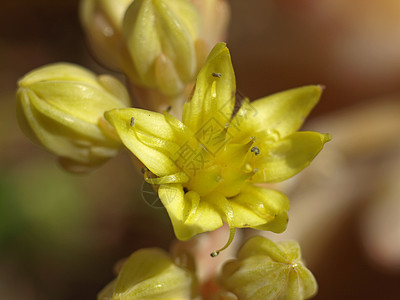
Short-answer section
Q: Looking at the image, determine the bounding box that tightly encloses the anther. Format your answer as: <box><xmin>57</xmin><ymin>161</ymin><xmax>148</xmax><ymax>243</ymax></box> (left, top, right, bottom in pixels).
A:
<box><xmin>212</xmin><ymin>72</ymin><xmax>222</xmax><ymax>78</ymax></box>
<box><xmin>130</xmin><ymin>117</ymin><xmax>135</xmax><ymax>127</ymax></box>
<box><xmin>166</xmin><ymin>106</ymin><xmax>172</xmax><ymax>112</ymax></box>
<box><xmin>251</xmin><ymin>146</ymin><xmax>260</xmax><ymax>155</ymax></box>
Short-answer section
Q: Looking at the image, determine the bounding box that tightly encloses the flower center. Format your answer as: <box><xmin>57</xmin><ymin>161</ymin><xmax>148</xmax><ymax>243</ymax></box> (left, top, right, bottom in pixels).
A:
<box><xmin>183</xmin><ymin>136</ymin><xmax>259</xmax><ymax>198</ymax></box>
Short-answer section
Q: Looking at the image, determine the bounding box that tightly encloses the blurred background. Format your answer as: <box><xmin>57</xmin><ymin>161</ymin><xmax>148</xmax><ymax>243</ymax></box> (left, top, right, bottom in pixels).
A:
<box><xmin>1</xmin><ymin>0</ymin><xmax>400</xmax><ymax>299</ymax></box>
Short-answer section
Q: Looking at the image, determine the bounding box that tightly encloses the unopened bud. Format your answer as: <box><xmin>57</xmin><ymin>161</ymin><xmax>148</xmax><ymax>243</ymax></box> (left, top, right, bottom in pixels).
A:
<box><xmin>97</xmin><ymin>248</ymin><xmax>198</xmax><ymax>299</ymax></box>
<box><xmin>16</xmin><ymin>63</ymin><xmax>130</xmax><ymax>172</ymax></box>
<box><xmin>220</xmin><ymin>236</ymin><xmax>318</xmax><ymax>300</ymax></box>
<box><xmin>122</xmin><ymin>0</ymin><xmax>201</xmax><ymax>97</ymax></box>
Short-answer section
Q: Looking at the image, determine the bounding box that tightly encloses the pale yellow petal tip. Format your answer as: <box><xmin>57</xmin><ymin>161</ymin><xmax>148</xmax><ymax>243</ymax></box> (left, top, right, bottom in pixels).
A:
<box><xmin>293</xmin><ymin>85</ymin><xmax>324</xmax><ymax>107</ymax></box>
<box><xmin>307</xmin><ymin>84</ymin><xmax>324</xmax><ymax>100</ymax></box>
<box><xmin>211</xmin><ymin>41</ymin><xmax>228</xmax><ymax>53</ymax></box>
<box><xmin>206</xmin><ymin>42</ymin><xmax>230</xmax><ymax>63</ymax></box>
<box><xmin>103</xmin><ymin>108</ymin><xmax>118</xmax><ymax>127</ymax></box>
<box><xmin>324</xmin><ymin>133</ymin><xmax>333</xmax><ymax>143</ymax></box>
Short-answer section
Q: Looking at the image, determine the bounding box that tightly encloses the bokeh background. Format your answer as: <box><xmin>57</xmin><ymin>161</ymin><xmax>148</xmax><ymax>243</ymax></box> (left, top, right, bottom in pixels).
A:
<box><xmin>1</xmin><ymin>0</ymin><xmax>400</xmax><ymax>299</ymax></box>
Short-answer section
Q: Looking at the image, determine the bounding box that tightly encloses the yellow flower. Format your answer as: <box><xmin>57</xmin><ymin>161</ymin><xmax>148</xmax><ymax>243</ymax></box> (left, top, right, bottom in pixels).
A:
<box><xmin>98</xmin><ymin>248</ymin><xmax>198</xmax><ymax>299</ymax></box>
<box><xmin>219</xmin><ymin>236</ymin><xmax>318</xmax><ymax>300</ymax></box>
<box><xmin>16</xmin><ymin>63</ymin><xmax>129</xmax><ymax>172</ymax></box>
<box><xmin>105</xmin><ymin>43</ymin><xmax>331</xmax><ymax>252</ymax></box>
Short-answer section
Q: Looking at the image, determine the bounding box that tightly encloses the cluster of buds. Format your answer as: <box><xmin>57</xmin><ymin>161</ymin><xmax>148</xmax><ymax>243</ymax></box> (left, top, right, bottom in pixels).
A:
<box><xmin>80</xmin><ymin>0</ymin><xmax>230</xmax><ymax>115</ymax></box>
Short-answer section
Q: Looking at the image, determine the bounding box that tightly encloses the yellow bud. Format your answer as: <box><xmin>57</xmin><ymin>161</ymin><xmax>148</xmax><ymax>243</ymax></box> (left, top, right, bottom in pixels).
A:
<box><xmin>122</xmin><ymin>0</ymin><xmax>201</xmax><ymax>97</ymax></box>
<box><xmin>16</xmin><ymin>63</ymin><xmax>130</xmax><ymax>172</ymax></box>
<box><xmin>220</xmin><ymin>236</ymin><xmax>318</xmax><ymax>300</ymax></box>
<box><xmin>97</xmin><ymin>248</ymin><xmax>198</xmax><ymax>299</ymax></box>
<box><xmin>79</xmin><ymin>0</ymin><xmax>133</xmax><ymax>70</ymax></box>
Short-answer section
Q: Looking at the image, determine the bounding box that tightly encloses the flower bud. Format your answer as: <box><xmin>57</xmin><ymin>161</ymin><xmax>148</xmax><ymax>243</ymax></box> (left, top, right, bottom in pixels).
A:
<box><xmin>98</xmin><ymin>248</ymin><xmax>198</xmax><ymax>299</ymax></box>
<box><xmin>220</xmin><ymin>236</ymin><xmax>318</xmax><ymax>300</ymax></box>
<box><xmin>16</xmin><ymin>63</ymin><xmax>130</xmax><ymax>172</ymax></box>
<box><xmin>79</xmin><ymin>0</ymin><xmax>133</xmax><ymax>70</ymax></box>
<box><xmin>122</xmin><ymin>0</ymin><xmax>201</xmax><ymax>97</ymax></box>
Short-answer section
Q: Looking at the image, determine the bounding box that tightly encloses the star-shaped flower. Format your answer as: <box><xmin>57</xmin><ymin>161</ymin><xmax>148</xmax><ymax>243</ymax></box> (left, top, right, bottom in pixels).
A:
<box><xmin>105</xmin><ymin>43</ymin><xmax>330</xmax><ymax>253</ymax></box>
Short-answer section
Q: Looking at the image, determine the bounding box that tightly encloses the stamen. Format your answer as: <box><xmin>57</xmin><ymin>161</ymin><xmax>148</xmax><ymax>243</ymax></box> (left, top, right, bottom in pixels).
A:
<box><xmin>130</xmin><ymin>117</ymin><xmax>135</xmax><ymax>127</ymax></box>
<box><xmin>166</xmin><ymin>105</ymin><xmax>172</xmax><ymax>112</ymax></box>
<box><xmin>251</xmin><ymin>146</ymin><xmax>260</xmax><ymax>155</ymax></box>
<box><xmin>212</xmin><ymin>72</ymin><xmax>222</xmax><ymax>78</ymax></box>
<box><xmin>250</xmin><ymin>168</ymin><xmax>258</xmax><ymax>180</ymax></box>
<box><xmin>210</xmin><ymin>227</ymin><xmax>236</xmax><ymax>257</ymax></box>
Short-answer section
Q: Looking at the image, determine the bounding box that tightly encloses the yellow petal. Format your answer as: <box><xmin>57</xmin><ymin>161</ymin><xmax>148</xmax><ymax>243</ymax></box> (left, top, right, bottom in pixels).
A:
<box><xmin>230</xmin><ymin>85</ymin><xmax>323</xmax><ymax>141</ymax></box>
<box><xmin>105</xmin><ymin>108</ymin><xmax>185</xmax><ymax>176</ymax></box>
<box><xmin>158</xmin><ymin>184</ymin><xmax>223</xmax><ymax>240</ymax></box>
<box><xmin>217</xmin><ymin>137</ymin><xmax>255</xmax><ymax>168</ymax></box>
<box><xmin>253</xmin><ymin>131</ymin><xmax>331</xmax><ymax>183</ymax></box>
<box><xmin>182</xmin><ymin>42</ymin><xmax>236</xmax><ymax>133</ymax></box>
<box><xmin>229</xmin><ymin>185</ymin><xmax>289</xmax><ymax>233</ymax></box>
<box><xmin>218</xmin><ymin>167</ymin><xmax>255</xmax><ymax>198</ymax></box>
